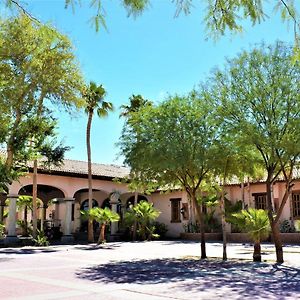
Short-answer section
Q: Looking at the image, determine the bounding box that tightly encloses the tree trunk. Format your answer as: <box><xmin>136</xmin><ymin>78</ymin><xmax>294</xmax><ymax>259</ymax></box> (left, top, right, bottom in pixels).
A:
<box><xmin>32</xmin><ymin>159</ymin><xmax>38</xmax><ymax>238</ymax></box>
<box><xmin>266</xmin><ymin>178</ymin><xmax>283</xmax><ymax>263</ymax></box>
<box><xmin>192</xmin><ymin>193</ymin><xmax>206</xmax><ymax>259</ymax></box>
<box><xmin>40</xmin><ymin>202</ymin><xmax>45</xmax><ymax>232</ymax></box>
<box><xmin>247</xmin><ymin>177</ymin><xmax>251</xmax><ymax>207</ymax></box>
<box><xmin>271</xmin><ymin>221</ymin><xmax>283</xmax><ymax>263</ymax></box>
<box><xmin>32</xmin><ymin>99</ymin><xmax>44</xmax><ymax>237</ymax></box>
<box><xmin>221</xmin><ymin>185</ymin><xmax>227</xmax><ymax>261</ymax></box>
<box><xmin>87</xmin><ymin>111</ymin><xmax>94</xmax><ymax>243</ymax></box>
<box><xmin>241</xmin><ymin>180</ymin><xmax>245</xmax><ymax>209</ymax></box>
<box><xmin>5</xmin><ymin>109</ymin><xmax>21</xmax><ymax>169</ymax></box>
<box><xmin>132</xmin><ymin>191</ymin><xmax>138</xmax><ymax>241</ymax></box>
<box><xmin>24</xmin><ymin>206</ymin><xmax>28</xmax><ymax>236</ymax></box>
<box><xmin>97</xmin><ymin>224</ymin><xmax>106</xmax><ymax>244</ymax></box>
<box><xmin>253</xmin><ymin>242</ymin><xmax>261</xmax><ymax>262</ymax></box>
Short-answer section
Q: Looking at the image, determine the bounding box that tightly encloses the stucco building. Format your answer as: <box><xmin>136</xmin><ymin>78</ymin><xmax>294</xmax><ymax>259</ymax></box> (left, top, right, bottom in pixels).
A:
<box><xmin>1</xmin><ymin>158</ymin><xmax>300</xmax><ymax>244</ymax></box>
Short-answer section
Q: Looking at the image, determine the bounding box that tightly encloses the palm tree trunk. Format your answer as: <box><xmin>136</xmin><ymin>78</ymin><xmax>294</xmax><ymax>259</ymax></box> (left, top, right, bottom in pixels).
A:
<box><xmin>87</xmin><ymin>111</ymin><xmax>94</xmax><ymax>243</ymax></box>
<box><xmin>32</xmin><ymin>98</ymin><xmax>43</xmax><ymax>237</ymax></box>
<box><xmin>97</xmin><ymin>224</ymin><xmax>106</xmax><ymax>244</ymax></box>
<box><xmin>253</xmin><ymin>242</ymin><xmax>261</xmax><ymax>262</ymax></box>
<box><xmin>40</xmin><ymin>202</ymin><xmax>45</xmax><ymax>232</ymax></box>
<box><xmin>24</xmin><ymin>206</ymin><xmax>28</xmax><ymax>236</ymax></box>
<box><xmin>32</xmin><ymin>159</ymin><xmax>38</xmax><ymax>238</ymax></box>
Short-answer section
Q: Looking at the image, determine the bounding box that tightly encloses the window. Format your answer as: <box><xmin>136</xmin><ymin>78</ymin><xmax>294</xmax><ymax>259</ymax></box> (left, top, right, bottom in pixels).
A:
<box><xmin>170</xmin><ymin>198</ymin><xmax>181</xmax><ymax>223</ymax></box>
<box><xmin>253</xmin><ymin>193</ymin><xmax>267</xmax><ymax>210</ymax></box>
<box><xmin>292</xmin><ymin>193</ymin><xmax>300</xmax><ymax>219</ymax></box>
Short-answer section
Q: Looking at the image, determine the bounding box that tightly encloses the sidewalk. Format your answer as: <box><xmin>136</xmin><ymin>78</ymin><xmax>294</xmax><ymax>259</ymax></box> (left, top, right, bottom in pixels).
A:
<box><xmin>0</xmin><ymin>241</ymin><xmax>299</xmax><ymax>299</ymax></box>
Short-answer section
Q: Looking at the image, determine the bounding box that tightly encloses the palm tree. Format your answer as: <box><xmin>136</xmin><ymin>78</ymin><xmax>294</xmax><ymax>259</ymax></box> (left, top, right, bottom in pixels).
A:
<box><xmin>119</xmin><ymin>94</ymin><xmax>152</xmax><ymax>118</ymax></box>
<box><xmin>120</xmin><ymin>95</ymin><xmax>152</xmax><ymax>240</ymax></box>
<box><xmin>233</xmin><ymin>208</ymin><xmax>271</xmax><ymax>262</ymax></box>
<box><xmin>83</xmin><ymin>207</ymin><xmax>120</xmax><ymax>244</ymax></box>
<box><xmin>124</xmin><ymin>200</ymin><xmax>160</xmax><ymax>240</ymax></box>
<box><xmin>82</xmin><ymin>81</ymin><xmax>114</xmax><ymax>243</ymax></box>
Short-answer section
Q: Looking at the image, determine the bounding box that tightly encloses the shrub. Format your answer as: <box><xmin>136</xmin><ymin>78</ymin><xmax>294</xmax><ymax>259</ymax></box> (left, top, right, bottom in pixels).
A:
<box><xmin>0</xmin><ymin>223</ymin><xmax>5</xmax><ymax>239</ymax></box>
<box><xmin>153</xmin><ymin>221</ymin><xmax>168</xmax><ymax>238</ymax></box>
<box><xmin>32</xmin><ymin>230</ymin><xmax>49</xmax><ymax>246</ymax></box>
<box><xmin>279</xmin><ymin>220</ymin><xmax>295</xmax><ymax>233</ymax></box>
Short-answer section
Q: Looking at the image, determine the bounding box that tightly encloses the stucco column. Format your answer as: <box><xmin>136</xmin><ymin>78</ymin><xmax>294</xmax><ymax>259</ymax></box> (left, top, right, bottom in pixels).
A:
<box><xmin>109</xmin><ymin>192</ymin><xmax>120</xmax><ymax>236</ymax></box>
<box><xmin>61</xmin><ymin>198</ymin><xmax>75</xmax><ymax>243</ymax></box>
<box><xmin>4</xmin><ymin>194</ymin><xmax>19</xmax><ymax>245</ymax></box>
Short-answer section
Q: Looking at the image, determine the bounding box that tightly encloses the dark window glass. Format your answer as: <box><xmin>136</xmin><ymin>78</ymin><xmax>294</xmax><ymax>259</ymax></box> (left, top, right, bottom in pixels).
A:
<box><xmin>170</xmin><ymin>198</ymin><xmax>181</xmax><ymax>223</ymax></box>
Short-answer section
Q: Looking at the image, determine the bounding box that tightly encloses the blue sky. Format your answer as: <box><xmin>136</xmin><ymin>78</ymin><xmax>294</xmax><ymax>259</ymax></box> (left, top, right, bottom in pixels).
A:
<box><xmin>3</xmin><ymin>1</ymin><xmax>296</xmax><ymax>165</ymax></box>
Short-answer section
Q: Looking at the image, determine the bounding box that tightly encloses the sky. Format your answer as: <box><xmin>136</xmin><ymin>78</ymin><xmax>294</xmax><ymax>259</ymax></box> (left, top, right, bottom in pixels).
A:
<box><xmin>2</xmin><ymin>1</ymin><xmax>296</xmax><ymax>165</ymax></box>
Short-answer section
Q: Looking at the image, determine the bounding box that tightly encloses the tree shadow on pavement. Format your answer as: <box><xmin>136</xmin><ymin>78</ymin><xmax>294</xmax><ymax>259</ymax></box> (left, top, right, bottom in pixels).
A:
<box><xmin>76</xmin><ymin>258</ymin><xmax>300</xmax><ymax>299</ymax></box>
<box><xmin>74</xmin><ymin>243</ymin><xmax>121</xmax><ymax>251</ymax></box>
<box><xmin>0</xmin><ymin>248</ymin><xmax>58</xmax><ymax>255</ymax></box>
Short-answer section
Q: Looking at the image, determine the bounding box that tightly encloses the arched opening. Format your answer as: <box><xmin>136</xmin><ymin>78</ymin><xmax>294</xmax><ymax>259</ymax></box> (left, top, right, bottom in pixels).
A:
<box><xmin>80</xmin><ymin>199</ymin><xmax>99</xmax><ymax>232</ymax></box>
<box><xmin>80</xmin><ymin>199</ymin><xmax>99</xmax><ymax>211</ymax></box>
<box><xmin>73</xmin><ymin>188</ymin><xmax>109</xmax><ymax>233</ymax></box>
<box><xmin>126</xmin><ymin>195</ymin><xmax>148</xmax><ymax>209</ymax></box>
<box><xmin>17</xmin><ymin>185</ymin><xmax>65</xmax><ymax>237</ymax></box>
<box><xmin>101</xmin><ymin>198</ymin><xmax>111</xmax><ymax>209</ymax></box>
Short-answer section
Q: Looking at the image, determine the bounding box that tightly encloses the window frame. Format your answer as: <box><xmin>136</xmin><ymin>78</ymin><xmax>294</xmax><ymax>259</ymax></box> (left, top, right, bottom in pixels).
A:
<box><xmin>292</xmin><ymin>192</ymin><xmax>300</xmax><ymax>219</ymax></box>
<box><xmin>253</xmin><ymin>193</ymin><xmax>267</xmax><ymax>210</ymax></box>
<box><xmin>170</xmin><ymin>198</ymin><xmax>181</xmax><ymax>223</ymax></box>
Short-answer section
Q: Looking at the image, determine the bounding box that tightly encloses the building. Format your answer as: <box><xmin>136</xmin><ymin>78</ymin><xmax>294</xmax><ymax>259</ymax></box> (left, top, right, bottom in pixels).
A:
<box><xmin>1</xmin><ymin>158</ymin><xmax>300</xmax><ymax>244</ymax></box>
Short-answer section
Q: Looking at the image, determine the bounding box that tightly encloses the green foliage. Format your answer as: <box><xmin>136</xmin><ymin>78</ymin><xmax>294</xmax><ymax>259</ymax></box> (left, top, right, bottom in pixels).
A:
<box><xmin>0</xmin><ymin>222</ymin><xmax>5</xmax><ymax>238</ymax></box>
<box><xmin>120</xmin><ymin>94</ymin><xmax>152</xmax><ymax>119</ymax></box>
<box><xmin>119</xmin><ymin>91</ymin><xmax>219</xmax><ymax>199</ymax></box>
<box><xmin>233</xmin><ymin>208</ymin><xmax>271</xmax><ymax>243</ymax></box>
<box><xmin>32</xmin><ymin>229</ymin><xmax>49</xmax><ymax>246</ymax></box>
<box><xmin>152</xmin><ymin>221</ymin><xmax>168</xmax><ymax>238</ymax></box>
<box><xmin>6</xmin><ymin>1</ymin><xmax>300</xmax><ymax>58</ymax></box>
<box><xmin>17</xmin><ymin>219</ymin><xmax>33</xmax><ymax>236</ymax></box>
<box><xmin>279</xmin><ymin>220</ymin><xmax>295</xmax><ymax>233</ymax></box>
<box><xmin>294</xmin><ymin>220</ymin><xmax>300</xmax><ymax>232</ymax></box>
<box><xmin>183</xmin><ymin>221</ymin><xmax>200</xmax><ymax>233</ymax></box>
<box><xmin>225</xmin><ymin>199</ymin><xmax>243</xmax><ymax>223</ymax></box>
<box><xmin>203</xmin><ymin>211</ymin><xmax>221</xmax><ymax>233</ymax></box>
<box><xmin>124</xmin><ymin>201</ymin><xmax>160</xmax><ymax>240</ymax></box>
<box><xmin>82</xmin><ymin>82</ymin><xmax>114</xmax><ymax>117</ymax></box>
<box><xmin>82</xmin><ymin>207</ymin><xmax>120</xmax><ymax>225</ymax></box>
<box><xmin>0</xmin><ymin>14</ymin><xmax>82</xmax><ymax>186</ymax></box>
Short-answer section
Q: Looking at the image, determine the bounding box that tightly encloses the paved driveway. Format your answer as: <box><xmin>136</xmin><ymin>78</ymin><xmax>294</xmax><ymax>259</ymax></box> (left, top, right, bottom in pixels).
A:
<box><xmin>0</xmin><ymin>241</ymin><xmax>299</xmax><ymax>299</ymax></box>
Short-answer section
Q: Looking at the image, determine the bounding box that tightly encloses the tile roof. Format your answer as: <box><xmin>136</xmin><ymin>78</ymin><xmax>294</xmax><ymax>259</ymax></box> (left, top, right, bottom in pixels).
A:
<box><xmin>37</xmin><ymin>159</ymin><xmax>130</xmax><ymax>179</ymax></box>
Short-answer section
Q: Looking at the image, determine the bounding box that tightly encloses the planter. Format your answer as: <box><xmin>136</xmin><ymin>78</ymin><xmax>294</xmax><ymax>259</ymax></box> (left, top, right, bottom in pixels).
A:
<box><xmin>271</xmin><ymin>233</ymin><xmax>300</xmax><ymax>244</ymax></box>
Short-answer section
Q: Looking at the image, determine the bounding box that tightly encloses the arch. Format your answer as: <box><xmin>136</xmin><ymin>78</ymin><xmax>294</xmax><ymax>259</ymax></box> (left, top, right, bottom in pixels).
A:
<box><xmin>73</xmin><ymin>188</ymin><xmax>109</xmax><ymax>206</ymax></box>
<box><xmin>18</xmin><ymin>184</ymin><xmax>65</xmax><ymax>205</ymax></box>
<box><xmin>80</xmin><ymin>199</ymin><xmax>99</xmax><ymax>211</ymax></box>
<box><xmin>101</xmin><ymin>198</ymin><xmax>111</xmax><ymax>209</ymax></box>
<box><xmin>126</xmin><ymin>195</ymin><xmax>148</xmax><ymax>209</ymax></box>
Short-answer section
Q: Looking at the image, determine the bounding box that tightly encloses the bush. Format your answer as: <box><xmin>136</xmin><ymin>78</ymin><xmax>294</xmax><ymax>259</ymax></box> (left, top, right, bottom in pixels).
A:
<box><xmin>32</xmin><ymin>230</ymin><xmax>49</xmax><ymax>246</ymax></box>
<box><xmin>153</xmin><ymin>221</ymin><xmax>168</xmax><ymax>238</ymax></box>
<box><xmin>279</xmin><ymin>220</ymin><xmax>295</xmax><ymax>233</ymax></box>
<box><xmin>0</xmin><ymin>223</ymin><xmax>5</xmax><ymax>239</ymax></box>
<box><xmin>294</xmin><ymin>220</ymin><xmax>300</xmax><ymax>232</ymax></box>
<box><xmin>183</xmin><ymin>222</ymin><xmax>200</xmax><ymax>233</ymax></box>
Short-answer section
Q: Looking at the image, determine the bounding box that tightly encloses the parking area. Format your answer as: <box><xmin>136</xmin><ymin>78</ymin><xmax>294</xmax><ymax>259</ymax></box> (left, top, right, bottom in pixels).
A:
<box><xmin>0</xmin><ymin>241</ymin><xmax>299</xmax><ymax>299</ymax></box>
